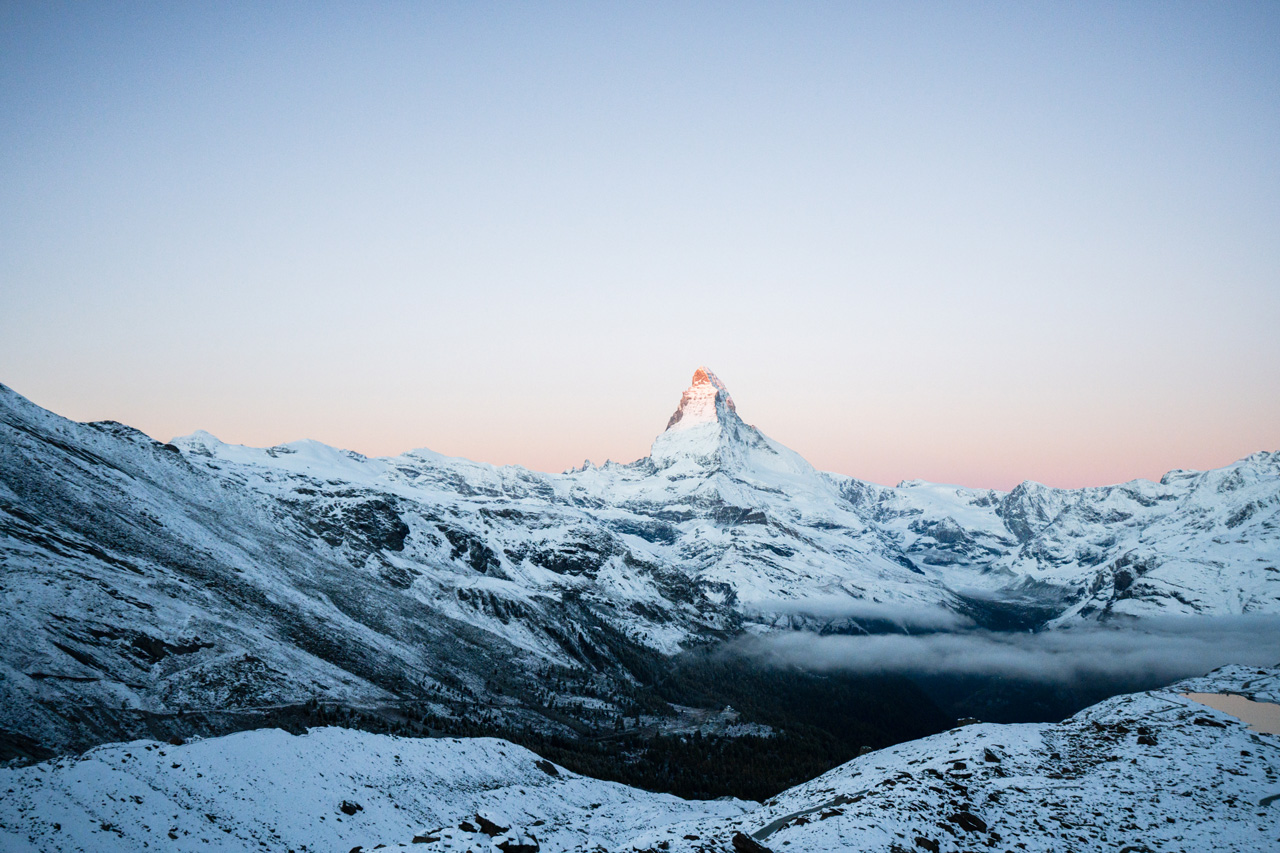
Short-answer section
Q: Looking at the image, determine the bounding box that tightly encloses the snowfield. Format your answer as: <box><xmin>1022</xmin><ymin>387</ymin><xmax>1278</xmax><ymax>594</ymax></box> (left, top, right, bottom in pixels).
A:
<box><xmin>2</xmin><ymin>666</ymin><xmax>1276</xmax><ymax>853</ymax></box>
<box><xmin>0</xmin><ymin>728</ymin><xmax>750</xmax><ymax>852</ymax></box>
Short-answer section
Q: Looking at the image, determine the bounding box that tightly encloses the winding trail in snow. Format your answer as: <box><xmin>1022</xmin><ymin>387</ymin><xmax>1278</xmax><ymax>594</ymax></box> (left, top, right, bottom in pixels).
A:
<box><xmin>750</xmin><ymin>790</ymin><xmax>869</xmax><ymax>840</ymax></box>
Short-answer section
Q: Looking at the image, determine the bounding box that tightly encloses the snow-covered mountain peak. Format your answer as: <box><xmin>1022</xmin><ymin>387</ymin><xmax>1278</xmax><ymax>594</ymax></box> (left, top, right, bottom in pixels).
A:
<box><xmin>170</xmin><ymin>429</ymin><xmax>224</xmax><ymax>454</ymax></box>
<box><xmin>664</xmin><ymin>366</ymin><xmax>736</xmax><ymax>432</ymax></box>
<box><xmin>643</xmin><ymin>368</ymin><xmax>828</xmax><ymax>498</ymax></box>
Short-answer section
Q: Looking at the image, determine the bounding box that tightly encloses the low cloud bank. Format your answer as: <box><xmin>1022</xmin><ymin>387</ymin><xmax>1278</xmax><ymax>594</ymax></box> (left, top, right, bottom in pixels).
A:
<box><xmin>732</xmin><ymin>615</ymin><xmax>1280</xmax><ymax>685</ymax></box>
<box><xmin>745</xmin><ymin>597</ymin><xmax>974</xmax><ymax>631</ymax></box>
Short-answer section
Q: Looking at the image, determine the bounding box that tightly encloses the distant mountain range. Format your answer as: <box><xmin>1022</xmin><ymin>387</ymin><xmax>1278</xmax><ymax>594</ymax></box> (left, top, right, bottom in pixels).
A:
<box><xmin>1</xmin><ymin>369</ymin><xmax>1277</xmax><ymax>759</ymax></box>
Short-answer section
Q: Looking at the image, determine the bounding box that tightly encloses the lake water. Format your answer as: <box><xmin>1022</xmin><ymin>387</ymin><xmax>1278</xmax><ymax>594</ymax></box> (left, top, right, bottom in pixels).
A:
<box><xmin>1183</xmin><ymin>692</ymin><xmax>1280</xmax><ymax>735</ymax></box>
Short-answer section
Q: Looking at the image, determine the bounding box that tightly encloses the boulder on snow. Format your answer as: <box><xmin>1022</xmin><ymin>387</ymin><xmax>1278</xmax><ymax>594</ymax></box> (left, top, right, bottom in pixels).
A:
<box><xmin>474</xmin><ymin>814</ymin><xmax>510</xmax><ymax>836</ymax></box>
<box><xmin>731</xmin><ymin>831</ymin><xmax>774</xmax><ymax>852</ymax></box>
<box><xmin>946</xmin><ymin>811</ymin><xmax>988</xmax><ymax>833</ymax></box>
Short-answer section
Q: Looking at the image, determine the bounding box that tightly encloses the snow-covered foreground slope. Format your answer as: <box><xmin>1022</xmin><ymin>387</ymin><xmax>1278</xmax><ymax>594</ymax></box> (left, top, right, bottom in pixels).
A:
<box><xmin>2</xmin><ymin>368</ymin><xmax>1278</xmax><ymax>759</ymax></box>
<box><xmin>2</xmin><ymin>666</ymin><xmax>1277</xmax><ymax>853</ymax></box>
<box><xmin>0</xmin><ymin>728</ymin><xmax>751</xmax><ymax>853</ymax></box>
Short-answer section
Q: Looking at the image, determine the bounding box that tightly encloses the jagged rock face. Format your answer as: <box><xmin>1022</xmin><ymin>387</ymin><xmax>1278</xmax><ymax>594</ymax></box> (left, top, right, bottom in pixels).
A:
<box><xmin>1</xmin><ymin>372</ymin><xmax>1278</xmax><ymax>757</ymax></box>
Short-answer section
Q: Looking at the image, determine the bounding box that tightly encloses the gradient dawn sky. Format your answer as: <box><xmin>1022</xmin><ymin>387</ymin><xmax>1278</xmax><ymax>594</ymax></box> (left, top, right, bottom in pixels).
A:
<box><xmin>2</xmin><ymin>2</ymin><xmax>1278</xmax><ymax>490</ymax></box>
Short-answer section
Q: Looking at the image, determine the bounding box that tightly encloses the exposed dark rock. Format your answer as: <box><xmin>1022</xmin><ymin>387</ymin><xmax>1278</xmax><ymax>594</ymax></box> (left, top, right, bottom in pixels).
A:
<box><xmin>946</xmin><ymin>811</ymin><xmax>987</xmax><ymax>832</ymax></box>
<box><xmin>731</xmin><ymin>831</ymin><xmax>773</xmax><ymax>853</ymax></box>
<box><xmin>308</xmin><ymin>498</ymin><xmax>409</xmax><ymax>554</ymax></box>
<box><xmin>339</xmin><ymin>800</ymin><xmax>363</xmax><ymax>816</ymax></box>
<box><xmin>606</xmin><ymin>517</ymin><xmax>678</xmax><ymax>544</ymax></box>
<box><xmin>910</xmin><ymin>517</ymin><xmax>973</xmax><ymax>546</ymax></box>
<box><xmin>1110</xmin><ymin>552</ymin><xmax>1158</xmax><ymax>595</ymax></box>
<box><xmin>1226</xmin><ymin>501</ymin><xmax>1259</xmax><ymax>528</ymax></box>
<box><xmin>377</xmin><ymin>561</ymin><xmax>420</xmax><ymax>589</ymax></box>
<box><xmin>520</xmin><ymin>532</ymin><xmax>616</xmax><ymax>578</ymax></box>
<box><xmin>125</xmin><ymin>632</ymin><xmax>215</xmax><ymax>664</ymax></box>
<box><xmin>712</xmin><ymin>506</ymin><xmax>768</xmax><ymax>526</ymax></box>
<box><xmin>474</xmin><ymin>814</ymin><xmax>509</xmax><ymax>837</ymax></box>
<box><xmin>454</xmin><ymin>586</ymin><xmax>529</xmax><ymax>625</ymax></box>
<box><xmin>997</xmin><ymin>483</ymin><xmax>1060</xmax><ymax>543</ymax></box>
<box><xmin>442</xmin><ymin>527</ymin><xmax>503</xmax><ymax>576</ymax></box>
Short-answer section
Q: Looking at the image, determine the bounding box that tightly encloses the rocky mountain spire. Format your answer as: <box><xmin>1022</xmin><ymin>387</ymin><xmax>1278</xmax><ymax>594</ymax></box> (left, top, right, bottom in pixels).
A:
<box><xmin>665</xmin><ymin>367</ymin><xmax>737</xmax><ymax>432</ymax></box>
<box><xmin>648</xmin><ymin>367</ymin><xmax>821</xmax><ymax>489</ymax></box>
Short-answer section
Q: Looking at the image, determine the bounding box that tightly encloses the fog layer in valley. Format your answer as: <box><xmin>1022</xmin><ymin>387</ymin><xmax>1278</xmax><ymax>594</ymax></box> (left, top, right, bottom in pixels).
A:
<box><xmin>733</xmin><ymin>614</ymin><xmax>1280</xmax><ymax>686</ymax></box>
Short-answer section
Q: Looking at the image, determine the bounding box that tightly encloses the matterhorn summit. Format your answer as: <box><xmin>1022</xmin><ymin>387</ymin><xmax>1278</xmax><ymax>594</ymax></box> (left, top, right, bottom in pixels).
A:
<box><xmin>648</xmin><ymin>367</ymin><xmax>821</xmax><ymax>490</ymax></box>
<box><xmin>664</xmin><ymin>366</ymin><xmax>736</xmax><ymax>431</ymax></box>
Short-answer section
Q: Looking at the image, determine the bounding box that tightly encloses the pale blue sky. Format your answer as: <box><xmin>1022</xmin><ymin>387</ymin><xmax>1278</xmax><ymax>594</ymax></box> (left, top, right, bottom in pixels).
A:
<box><xmin>2</xmin><ymin>2</ymin><xmax>1278</xmax><ymax>488</ymax></box>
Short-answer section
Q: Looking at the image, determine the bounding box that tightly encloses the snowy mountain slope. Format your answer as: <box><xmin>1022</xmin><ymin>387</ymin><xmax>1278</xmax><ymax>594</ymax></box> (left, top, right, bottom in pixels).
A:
<box><xmin>2</xmin><ymin>368</ymin><xmax>1278</xmax><ymax>759</ymax></box>
<box><xmin>0</xmin><ymin>381</ymin><xmax>730</xmax><ymax>760</ymax></box>
<box><xmin>3</xmin><ymin>666</ymin><xmax>1276</xmax><ymax>853</ymax></box>
<box><xmin>632</xmin><ymin>664</ymin><xmax>1280</xmax><ymax>853</ymax></box>
<box><xmin>831</xmin><ymin>453</ymin><xmax>1280</xmax><ymax>624</ymax></box>
<box><xmin>0</xmin><ymin>729</ymin><xmax>752</xmax><ymax>853</ymax></box>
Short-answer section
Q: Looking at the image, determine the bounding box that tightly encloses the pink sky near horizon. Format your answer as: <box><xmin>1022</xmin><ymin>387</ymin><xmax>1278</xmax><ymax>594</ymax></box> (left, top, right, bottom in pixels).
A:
<box><xmin>2</xmin><ymin>4</ymin><xmax>1277</xmax><ymax>490</ymax></box>
<box><xmin>9</xmin><ymin>362</ymin><xmax>1276</xmax><ymax>492</ymax></box>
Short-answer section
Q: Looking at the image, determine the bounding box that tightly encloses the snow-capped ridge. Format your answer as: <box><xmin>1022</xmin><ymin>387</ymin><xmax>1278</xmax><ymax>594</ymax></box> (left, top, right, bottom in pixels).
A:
<box><xmin>169</xmin><ymin>429</ymin><xmax>224</xmax><ymax>450</ymax></box>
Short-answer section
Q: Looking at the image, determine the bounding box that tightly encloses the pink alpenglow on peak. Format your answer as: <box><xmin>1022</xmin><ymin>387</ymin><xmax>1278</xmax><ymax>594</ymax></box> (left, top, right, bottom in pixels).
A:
<box><xmin>649</xmin><ymin>365</ymin><xmax>826</xmax><ymax>489</ymax></box>
<box><xmin>665</xmin><ymin>367</ymin><xmax>737</xmax><ymax>432</ymax></box>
